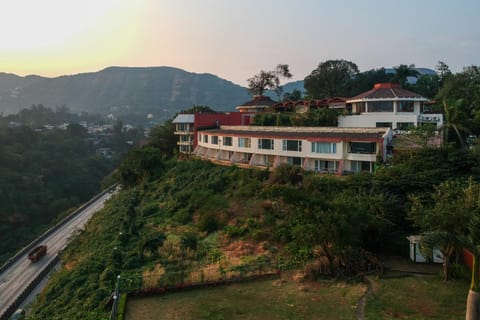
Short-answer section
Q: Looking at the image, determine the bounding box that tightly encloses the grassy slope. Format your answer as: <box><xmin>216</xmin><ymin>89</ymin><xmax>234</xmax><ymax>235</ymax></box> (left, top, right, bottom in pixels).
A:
<box><xmin>125</xmin><ymin>276</ymin><xmax>365</xmax><ymax>320</ymax></box>
<box><xmin>28</xmin><ymin>156</ymin><xmax>474</xmax><ymax>319</ymax></box>
<box><xmin>364</xmin><ymin>276</ymin><xmax>468</xmax><ymax>319</ymax></box>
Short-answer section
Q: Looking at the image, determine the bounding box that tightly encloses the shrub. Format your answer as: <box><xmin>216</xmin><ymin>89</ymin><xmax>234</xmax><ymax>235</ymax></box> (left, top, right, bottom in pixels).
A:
<box><xmin>197</xmin><ymin>212</ymin><xmax>221</xmax><ymax>233</ymax></box>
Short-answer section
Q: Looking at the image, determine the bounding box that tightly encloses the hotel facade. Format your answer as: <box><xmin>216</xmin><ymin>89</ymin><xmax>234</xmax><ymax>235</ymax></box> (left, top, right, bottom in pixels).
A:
<box><xmin>194</xmin><ymin>126</ymin><xmax>393</xmax><ymax>174</ymax></box>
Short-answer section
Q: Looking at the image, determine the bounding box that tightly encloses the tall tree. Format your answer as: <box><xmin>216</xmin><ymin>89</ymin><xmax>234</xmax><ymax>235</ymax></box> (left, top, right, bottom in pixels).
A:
<box><xmin>282</xmin><ymin>89</ymin><xmax>303</xmax><ymax>101</ymax></box>
<box><xmin>437</xmin><ymin>66</ymin><xmax>480</xmax><ymax>148</ymax></box>
<box><xmin>304</xmin><ymin>59</ymin><xmax>359</xmax><ymax>99</ymax></box>
<box><xmin>350</xmin><ymin>68</ymin><xmax>394</xmax><ymax>95</ymax></box>
<box><xmin>392</xmin><ymin>64</ymin><xmax>420</xmax><ymax>87</ymax></box>
<box><xmin>409</xmin><ymin>179</ymin><xmax>472</xmax><ymax>281</ymax></box>
<box><xmin>246</xmin><ymin>64</ymin><xmax>292</xmax><ymax>97</ymax></box>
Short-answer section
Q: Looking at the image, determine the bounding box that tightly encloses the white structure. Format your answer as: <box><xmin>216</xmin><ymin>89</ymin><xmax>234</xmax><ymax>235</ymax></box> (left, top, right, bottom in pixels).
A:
<box><xmin>194</xmin><ymin>125</ymin><xmax>393</xmax><ymax>174</ymax></box>
<box><xmin>172</xmin><ymin>114</ymin><xmax>195</xmax><ymax>153</ymax></box>
<box><xmin>407</xmin><ymin>235</ymin><xmax>443</xmax><ymax>264</ymax></box>
<box><xmin>339</xmin><ymin>83</ymin><xmax>443</xmax><ymax>131</ymax></box>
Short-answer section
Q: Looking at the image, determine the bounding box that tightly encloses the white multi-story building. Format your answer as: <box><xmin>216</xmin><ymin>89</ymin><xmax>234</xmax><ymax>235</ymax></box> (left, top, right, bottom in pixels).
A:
<box><xmin>194</xmin><ymin>125</ymin><xmax>393</xmax><ymax>174</ymax></box>
<box><xmin>172</xmin><ymin>114</ymin><xmax>195</xmax><ymax>153</ymax></box>
<box><xmin>339</xmin><ymin>83</ymin><xmax>443</xmax><ymax>131</ymax></box>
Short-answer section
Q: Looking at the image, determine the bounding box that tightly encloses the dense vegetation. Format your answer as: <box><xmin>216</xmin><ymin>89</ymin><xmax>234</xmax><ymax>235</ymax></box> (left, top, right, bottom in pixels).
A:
<box><xmin>0</xmin><ymin>106</ymin><xmax>141</xmax><ymax>264</ymax></box>
<box><xmin>27</xmin><ymin>138</ymin><xmax>480</xmax><ymax>319</ymax></box>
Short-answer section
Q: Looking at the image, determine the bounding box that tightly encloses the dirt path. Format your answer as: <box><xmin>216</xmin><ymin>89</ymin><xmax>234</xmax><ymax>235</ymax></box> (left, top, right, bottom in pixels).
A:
<box><xmin>356</xmin><ymin>276</ymin><xmax>374</xmax><ymax>320</ymax></box>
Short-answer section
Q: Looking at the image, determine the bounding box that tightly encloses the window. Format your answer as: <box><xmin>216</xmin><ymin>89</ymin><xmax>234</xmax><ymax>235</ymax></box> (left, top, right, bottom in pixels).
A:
<box><xmin>177</xmin><ymin>123</ymin><xmax>191</xmax><ymax>131</ymax></box>
<box><xmin>242</xmin><ymin>153</ymin><xmax>252</xmax><ymax>163</ymax></box>
<box><xmin>314</xmin><ymin>160</ymin><xmax>339</xmax><ymax>173</ymax></box>
<box><xmin>282</xmin><ymin>140</ymin><xmax>302</xmax><ymax>152</ymax></box>
<box><xmin>376</xmin><ymin>122</ymin><xmax>392</xmax><ymax>128</ymax></box>
<box><xmin>396</xmin><ymin>122</ymin><xmax>414</xmax><ymax>130</ymax></box>
<box><xmin>398</xmin><ymin>101</ymin><xmax>414</xmax><ymax>112</ymax></box>
<box><xmin>263</xmin><ymin>155</ymin><xmax>275</xmax><ymax>165</ymax></box>
<box><xmin>311</xmin><ymin>142</ymin><xmax>336</xmax><ymax>154</ymax></box>
<box><xmin>355</xmin><ymin>102</ymin><xmax>366</xmax><ymax>113</ymax></box>
<box><xmin>211</xmin><ymin>136</ymin><xmax>219</xmax><ymax>145</ymax></box>
<box><xmin>223</xmin><ymin>136</ymin><xmax>232</xmax><ymax>146</ymax></box>
<box><xmin>369</xmin><ymin>101</ymin><xmax>393</xmax><ymax>112</ymax></box>
<box><xmin>238</xmin><ymin>137</ymin><xmax>251</xmax><ymax>148</ymax></box>
<box><xmin>349</xmin><ymin>142</ymin><xmax>376</xmax><ymax>154</ymax></box>
<box><xmin>258</xmin><ymin>139</ymin><xmax>274</xmax><ymax>150</ymax></box>
<box><xmin>203</xmin><ymin>135</ymin><xmax>208</xmax><ymax>143</ymax></box>
<box><xmin>351</xmin><ymin>161</ymin><xmax>372</xmax><ymax>172</ymax></box>
<box><xmin>287</xmin><ymin>157</ymin><xmax>302</xmax><ymax>166</ymax></box>
<box><xmin>180</xmin><ymin>135</ymin><xmax>190</xmax><ymax>142</ymax></box>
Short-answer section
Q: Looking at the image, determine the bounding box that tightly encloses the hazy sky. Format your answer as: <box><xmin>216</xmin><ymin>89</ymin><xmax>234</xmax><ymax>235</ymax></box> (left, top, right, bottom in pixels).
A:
<box><xmin>0</xmin><ymin>0</ymin><xmax>478</xmax><ymax>85</ymax></box>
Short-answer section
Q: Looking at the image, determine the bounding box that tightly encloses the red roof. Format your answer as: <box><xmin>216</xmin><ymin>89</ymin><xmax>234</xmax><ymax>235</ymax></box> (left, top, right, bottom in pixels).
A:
<box><xmin>348</xmin><ymin>83</ymin><xmax>426</xmax><ymax>101</ymax></box>
<box><xmin>239</xmin><ymin>95</ymin><xmax>277</xmax><ymax>107</ymax></box>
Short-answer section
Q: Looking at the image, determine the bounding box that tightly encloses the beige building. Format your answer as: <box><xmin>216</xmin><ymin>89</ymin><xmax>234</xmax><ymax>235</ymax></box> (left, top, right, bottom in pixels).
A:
<box><xmin>194</xmin><ymin>125</ymin><xmax>393</xmax><ymax>174</ymax></box>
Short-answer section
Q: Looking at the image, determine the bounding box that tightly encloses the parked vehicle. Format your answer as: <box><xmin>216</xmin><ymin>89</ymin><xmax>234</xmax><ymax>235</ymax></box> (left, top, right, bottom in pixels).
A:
<box><xmin>28</xmin><ymin>245</ymin><xmax>47</xmax><ymax>262</ymax></box>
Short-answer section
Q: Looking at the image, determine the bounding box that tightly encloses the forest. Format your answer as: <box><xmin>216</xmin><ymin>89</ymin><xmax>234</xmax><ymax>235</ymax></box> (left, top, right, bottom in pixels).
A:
<box><xmin>0</xmin><ymin>106</ymin><xmax>142</xmax><ymax>263</ymax></box>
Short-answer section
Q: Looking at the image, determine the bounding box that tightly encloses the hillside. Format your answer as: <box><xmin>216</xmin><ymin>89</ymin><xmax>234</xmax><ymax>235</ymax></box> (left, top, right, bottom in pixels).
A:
<box><xmin>0</xmin><ymin>67</ymin><xmax>251</xmax><ymax>123</ymax></box>
<box><xmin>27</xmin><ymin>142</ymin><xmax>479</xmax><ymax>319</ymax></box>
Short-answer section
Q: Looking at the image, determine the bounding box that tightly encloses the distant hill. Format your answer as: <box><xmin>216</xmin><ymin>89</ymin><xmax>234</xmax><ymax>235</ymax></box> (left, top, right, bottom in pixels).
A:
<box><xmin>0</xmin><ymin>67</ymin><xmax>251</xmax><ymax>123</ymax></box>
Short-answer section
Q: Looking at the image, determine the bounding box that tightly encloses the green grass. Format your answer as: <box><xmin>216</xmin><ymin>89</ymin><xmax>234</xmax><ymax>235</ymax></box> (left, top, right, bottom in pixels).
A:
<box><xmin>125</xmin><ymin>276</ymin><xmax>364</xmax><ymax>320</ymax></box>
<box><xmin>364</xmin><ymin>275</ymin><xmax>469</xmax><ymax>319</ymax></box>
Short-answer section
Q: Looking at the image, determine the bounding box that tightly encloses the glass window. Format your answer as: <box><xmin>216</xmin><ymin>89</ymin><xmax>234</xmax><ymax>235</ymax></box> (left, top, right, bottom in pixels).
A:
<box><xmin>396</xmin><ymin>122</ymin><xmax>414</xmax><ymax>130</ymax></box>
<box><xmin>356</xmin><ymin>102</ymin><xmax>366</xmax><ymax>113</ymax></box>
<box><xmin>369</xmin><ymin>101</ymin><xmax>393</xmax><ymax>112</ymax></box>
<box><xmin>203</xmin><ymin>135</ymin><xmax>208</xmax><ymax>143</ymax></box>
<box><xmin>223</xmin><ymin>136</ymin><xmax>232</xmax><ymax>146</ymax></box>
<box><xmin>258</xmin><ymin>139</ymin><xmax>274</xmax><ymax>150</ymax></box>
<box><xmin>282</xmin><ymin>140</ymin><xmax>302</xmax><ymax>151</ymax></box>
<box><xmin>311</xmin><ymin>142</ymin><xmax>336</xmax><ymax>154</ymax></box>
<box><xmin>211</xmin><ymin>136</ymin><xmax>218</xmax><ymax>145</ymax></box>
<box><xmin>398</xmin><ymin>101</ymin><xmax>414</xmax><ymax>112</ymax></box>
<box><xmin>287</xmin><ymin>157</ymin><xmax>302</xmax><ymax>166</ymax></box>
<box><xmin>349</xmin><ymin>142</ymin><xmax>376</xmax><ymax>154</ymax></box>
<box><xmin>314</xmin><ymin>160</ymin><xmax>338</xmax><ymax>173</ymax></box>
<box><xmin>376</xmin><ymin>122</ymin><xmax>392</xmax><ymax>128</ymax></box>
<box><xmin>263</xmin><ymin>155</ymin><xmax>275</xmax><ymax>165</ymax></box>
<box><xmin>238</xmin><ymin>137</ymin><xmax>251</xmax><ymax>148</ymax></box>
<box><xmin>351</xmin><ymin>161</ymin><xmax>371</xmax><ymax>172</ymax></box>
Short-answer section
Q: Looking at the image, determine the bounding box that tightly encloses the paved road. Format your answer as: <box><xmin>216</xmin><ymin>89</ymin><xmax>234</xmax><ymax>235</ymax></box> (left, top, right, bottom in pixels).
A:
<box><xmin>0</xmin><ymin>190</ymin><xmax>115</xmax><ymax>317</ymax></box>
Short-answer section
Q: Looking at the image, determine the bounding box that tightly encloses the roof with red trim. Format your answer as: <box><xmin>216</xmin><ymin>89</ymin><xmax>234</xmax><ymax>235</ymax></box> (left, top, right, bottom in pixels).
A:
<box><xmin>199</xmin><ymin>127</ymin><xmax>386</xmax><ymax>141</ymax></box>
<box><xmin>239</xmin><ymin>95</ymin><xmax>277</xmax><ymax>107</ymax></box>
<box><xmin>348</xmin><ymin>83</ymin><xmax>427</xmax><ymax>101</ymax></box>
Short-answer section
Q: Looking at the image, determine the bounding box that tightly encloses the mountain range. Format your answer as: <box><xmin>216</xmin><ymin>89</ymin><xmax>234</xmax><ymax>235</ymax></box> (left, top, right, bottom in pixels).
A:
<box><xmin>0</xmin><ymin>66</ymin><xmax>434</xmax><ymax>124</ymax></box>
<box><xmin>0</xmin><ymin>66</ymin><xmax>254</xmax><ymax>123</ymax></box>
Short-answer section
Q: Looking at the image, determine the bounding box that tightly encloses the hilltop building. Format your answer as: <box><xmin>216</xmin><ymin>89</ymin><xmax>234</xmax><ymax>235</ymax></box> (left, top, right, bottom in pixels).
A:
<box><xmin>194</xmin><ymin>126</ymin><xmax>392</xmax><ymax>174</ymax></box>
<box><xmin>338</xmin><ymin>83</ymin><xmax>443</xmax><ymax>131</ymax></box>
<box><xmin>172</xmin><ymin>83</ymin><xmax>436</xmax><ymax>173</ymax></box>
<box><xmin>172</xmin><ymin>112</ymin><xmax>256</xmax><ymax>154</ymax></box>
<box><xmin>236</xmin><ymin>95</ymin><xmax>277</xmax><ymax>112</ymax></box>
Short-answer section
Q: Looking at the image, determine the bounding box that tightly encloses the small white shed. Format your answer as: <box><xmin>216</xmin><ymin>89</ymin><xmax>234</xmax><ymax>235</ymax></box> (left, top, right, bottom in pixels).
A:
<box><xmin>407</xmin><ymin>235</ymin><xmax>443</xmax><ymax>263</ymax></box>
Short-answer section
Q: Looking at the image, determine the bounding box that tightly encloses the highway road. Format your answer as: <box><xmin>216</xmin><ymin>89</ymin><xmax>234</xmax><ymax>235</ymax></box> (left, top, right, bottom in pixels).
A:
<box><xmin>0</xmin><ymin>189</ymin><xmax>115</xmax><ymax>318</ymax></box>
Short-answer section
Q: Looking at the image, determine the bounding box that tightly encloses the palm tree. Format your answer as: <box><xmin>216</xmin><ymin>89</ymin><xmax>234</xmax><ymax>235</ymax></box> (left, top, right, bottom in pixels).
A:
<box><xmin>392</xmin><ymin>64</ymin><xmax>420</xmax><ymax>87</ymax></box>
<box><xmin>441</xmin><ymin>98</ymin><xmax>469</xmax><ymax>150</ymax></box>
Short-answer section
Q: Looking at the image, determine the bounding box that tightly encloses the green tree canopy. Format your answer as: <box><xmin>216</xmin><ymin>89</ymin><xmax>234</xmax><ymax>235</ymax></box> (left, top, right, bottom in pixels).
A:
<box><xmin>247</xmin><ymin>64</ymin><xmax>292</xmax><ymax>96</ymax></box>
<box><xmin>304</xmin><ymin>59</ymin><xmax>359</xmax><ymax>99</ymax></box>
<box><xmin>392</xmin><ymin>64</ymin><xmax>420</xmax><ymax>87</ymax></box>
